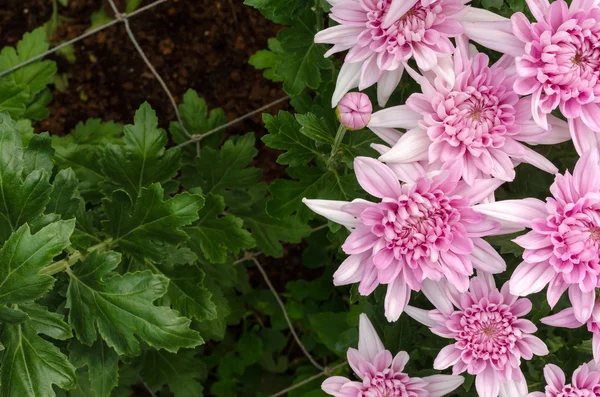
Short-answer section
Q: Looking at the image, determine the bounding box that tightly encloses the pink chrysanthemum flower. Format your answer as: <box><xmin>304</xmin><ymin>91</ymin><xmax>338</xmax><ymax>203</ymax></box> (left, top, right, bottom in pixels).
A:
<box><xmin>365</xmin><ymin>37</ymin><xmax>569</xmax><ymax>185</ymax></box>
<box><xmin>542</xmin><ymin>300</ymin><xmax>600</xmax><ymax>362</ymax></box>
<box><xmin>473</xmin><ymin>150</ymin><xmax>600</xmax><ymax>324</ymax></box>
<box><xmin>303</xmin><ymin>156</ymin><xmax>509</xmax><ymax>321</ymax></box>
<box><xmin>526</xmin><ymin>362</ymin><xmax>600</xmax><ymax>397</ymax></box>
<box><xmin>406</xmin><ymin>272</ymin><xmax>549</xmax><ymax>397</ymax></box>
<box><xmin>315</xmin><ymin>0</ymin><xmax>520</xmax><ymax>107</ymax></box>
<box><xmin>322</xmin><ymin>313</ymin><xmax>464</xmax><ymax>397</ymax></box>
<box><xmin>511</xmin><ymin>0</ymin><xmax>600</xmax><ymax>155</ymax></box>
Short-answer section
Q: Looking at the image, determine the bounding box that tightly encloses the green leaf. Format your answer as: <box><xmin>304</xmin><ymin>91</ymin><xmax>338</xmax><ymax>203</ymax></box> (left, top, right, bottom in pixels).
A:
<box><xmin>0</xmin><ymin>114</ymin><xmax>54</xmax><ymax>243</ymax></box>
<box><xmin>238</xmin><ymin>332</ymin><xmax>264</xmax><ymax>365</ymax></box>
<box><xmin>102</xmin><ymin>184</ymin><xmax>204</xmax><ymax>262</ymax></box>
<box><xmin>0</xmin><ymin>81</ymin><xmax>29</xmax><ymax>118</ymax></box>
<box><xmin>141</xmin><ymin>350</ymin><xmax>206</xmax><ymax>397</ymax></box>
<box><xmin>46</xmin><ymin>168</ymin><xmax>82</xmax><ymax>220</ymax></box>
<box><xmin>0</xmin><ymin>220</ymin><xmax>74</xmax><ymax>305</ymax></box>
<box><xmin>0</xmin><ymin>27</ymin><xmax>57</xmax><ymax>96</ymax></box>
<box><xmin>180</xmin><ymin>133</ymin><xmax>262</xmax><ymax>195</ymax></box>
<box><xmin>0</xmin><ymin>304</ymin><xmax>29</xmax><ymax>324</ymax></box>
<box><xmin>0</xmin><ymin>319</ymin><xmax>76</xmax><ymax>397</ymax></box>
<box><xmin>101</xmin><ymin>102</ymin><xmax>181</xmax><ymax>199</ymax></box>
<box><xmin>244</xmin><ymin>0</ymin><xmax>310</xmax><ymax>24</ymax></box>
<box><xmin>186</xmin><ymin>194</ymin><xmax>255</xmax><ymax>264</ymax></box>
<box><xmin>248</xmin><ymin>39</ymin><xmax>284</xmax><ymax>82</ymax></box>
<box><xmin>66</xmin><ymin>250</ymin><xmax>204</xmax><ymax>356</ymax></box>
<box><xmin>267</xmin><ymin>166</ymin><xmax>361</xmax><ymax>222</ymax></box>
<box><xmin>154</xmin><ymin>263</ymin><xmax>218</xmax><ymax>321</ymax></box>
<box><xmin>262</xmin><ymin>111</ymin><xmax>321</xmax><ymax>166</ymax></box>
<box><xmin>70</xmin><ymin>341</ymin><xmax>119</xmax><ymax>397</ymax></box>
<box><xmin>486</xmin><ymin>232</ymin><xmax>525</xmax><ymax>256</ymax></box>
<box><xmin>274</xmin><ymin>17</ymin><xmax>333</xmax><ymax>96</ymax></box>
<box><xmin>308</xmin><ymin>312</ymin><xmax>351</xmax><ymax>355</ymax></box>
<box><xmin>296</xmin><ymin>112</ymin><xmax>335</xmax><ymax>145</ymax></box>
<box><xmin>52</xmin><ymin>119</ymin><xmax>122</xmax><ymax>202</ymax></box>
<box><xmin>170</xmin><ymin>89</ymin><xmax>226</xmax><ymax>154</ymax></box>
<box><xmin>481</xmin><ymin>0</ymin><xmax>505</xmax><ymax>9</ymax></box>
<box><xmin>19</xmin><ymin>303</ymin><xmax>72</xmax><ymax>340</ymax></box>
<box><xmin>23</xmin><ymin>132</ymin><xmax>54</xmax><ymax>175</ymax></box>
<box><xmin>238</xmin><ymin>200</ymin><xmax>311</xmax><ymax>257</ymax></box>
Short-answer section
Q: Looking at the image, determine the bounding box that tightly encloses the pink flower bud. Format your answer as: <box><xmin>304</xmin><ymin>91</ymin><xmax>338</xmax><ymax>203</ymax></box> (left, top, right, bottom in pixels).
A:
<box><xmin>336</xmin><ymin>92</ymin><xmax>372</xmax><ymax>130</ymax></box>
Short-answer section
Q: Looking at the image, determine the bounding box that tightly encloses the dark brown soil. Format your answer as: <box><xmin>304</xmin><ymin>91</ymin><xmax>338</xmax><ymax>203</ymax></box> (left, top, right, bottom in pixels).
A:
<box><xmin>1</xmin><ymin>0</ymin><xmax>289</xmax><ymax>182</ymax></box>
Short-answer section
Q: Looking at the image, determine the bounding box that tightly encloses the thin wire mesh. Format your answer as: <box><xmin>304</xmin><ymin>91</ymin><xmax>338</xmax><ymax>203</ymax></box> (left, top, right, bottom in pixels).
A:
<box><xmin>1</xmin><ymin>2</ymin><xmax>345</xmax><ymax>395</ymax></box>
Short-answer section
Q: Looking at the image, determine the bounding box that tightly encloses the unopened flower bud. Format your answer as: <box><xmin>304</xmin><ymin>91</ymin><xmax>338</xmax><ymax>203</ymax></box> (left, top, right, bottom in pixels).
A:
<box><xmin>336</xmin><ymin>92</ymin><xmax>372</xmax><ymax>130</ymax></box>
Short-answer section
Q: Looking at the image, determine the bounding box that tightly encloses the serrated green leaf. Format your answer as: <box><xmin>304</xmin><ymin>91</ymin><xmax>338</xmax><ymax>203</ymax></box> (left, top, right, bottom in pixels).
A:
<box><xmin>249</xmin><ymin>38</ymin><xmax>284</xmax><ymax>82</ymax></box>
<box><xmin>194</xmin><ymin>281</ymin><xmax>230</xmax><ymax>341</ymax></box>
<box><xmin>154</xmin><ymin>263</ymin><xmax>217</xmax><ymax>321</ymax></box>
<box><xmin>186</xmin><ymin>194</ymin><xmax>255</xmax><ymax>264</ymax></box>
<box><xmin>0</xmin><ymin>114</ymin><xmax>54</xmax><ymax>243</ymax></box>
<box><xmin>481</xmin><ymin>0</ymin><xmax>504</xmax><ymax>9</ymax></box>
<box><xmin>23</xmin><ymin>88</ymin><xmax>53</xmax><ymax>121</ymax></box>
<box><xmin>141</xmin><ymin>350</ymin><xmax>206</xmax><ymax>397</ymax></box>
<box><xmin>0</xmin><ymin>220</ymin><xmax>74</xmax><ymax>305</ymax></box>
<box><xmin>47</xmin><ymin>168</ymin><xmax>82</xmax><ymax>219</ymax></box>
<box><xmin>52</xmin><ymin>119</ymin><xmax>122</xmax><ymax>202</ymax></box>
<box><xmin>66</xmin><ymin>250</ymin><xmax>203</xmax><ymax>356</ymax></box>
<box><xmin>19</xmin><ymin>303</ymin><xmax>72</xmax><ymax>340</ymax></box>
<box><xmin>486</xmin><ymin>232</ymin><xmax>525</xmax><ymax>256</ymax></box>
<box><xmin>0</xmin><ymin>81</ymin><xmax>29</xmax><ymax>118</ymax></box>
<box><xmin>296</xmin><ymin>112</ymin><xmax>335</xmax><ymax>145</ymax></box>
<box><xmin>170</xmin><ymin>89</ymin><xmax>226</xmax><ymax>155</ymax></box>
<box><xmin>70</xmin><ymin>340</ymin><xmax>119</xmax><ymax>397</ymax></box>
<box><xmin>0</xmin><ymin>304</ymin><xmax>29</xmax><ymax>324</ymax></box>
<box><xmin>180</xmin><ymin>133</ymin><xmax>262</xmax><ymax>195</ymax></box>
<box><xmin>274</xmin><ymin>17</ymin><xmax>333</xmax><ymax>96</ymax></box>
<box><xmin>244</xmin><ymin>0</ymin><xmax>310</xmax><ymax>24</ymax></box>
<box><xmin>0</xmin><ymin>319</ymin><xmax>77</xmax><ymax>397</ymax></box>
<box><xmin>23</xmin><ymin>132</ymin><xmax>54</xmax><ymax>175</ymax></box>
<box><xmin>262</xmin><ymin>111</ymin><xmax>322</xmax><ymax>166</ymax></box>
<box><xmin>102</xmin><ymin>184</ymin><xmax>204</xmax><ymax>262</ymax></box>
<box><xmin>238</xmin><ymin>332</ymin><xmax>264</xmax><ymax>365</ymax></box>
<box><xmin>0</xmin><ymin>28</ymin><xmax>57</xmax><ymax>96</ymax></box>
<box><xmin>101</xmin><ymin>102</ymin><xmax>181</xmax><ymax>199</ymax></box>
<box><xmin>238</xmin><ymin>200</ymin><xmax>311</xmax><ymax>257</ymax></box>
<box><xmin>267</xmin><ymin>166</ymin><xmax>361</xmax><ymax>222</ymax></box>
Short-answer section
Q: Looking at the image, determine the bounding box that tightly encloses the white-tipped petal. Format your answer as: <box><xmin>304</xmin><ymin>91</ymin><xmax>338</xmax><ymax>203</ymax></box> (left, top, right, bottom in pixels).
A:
<box><xmin>368</xmin><ymin>105</ymin><xmax>421</xmax><ymax>129</ymax></box>
<box><xmin>379</xmin><ymin>128</ymin><xmax>430</xmax><ymax>163</ymax></box>
<box><xmin>302</xmin><ymin>198</ymin><xmax>358</xmax><ymax>229</ymax></box>
<box><xmin>473</xmin><ymin>198</ymin><xmax>547</xmax><ymax>229</ymax></box>
<box><xmin>332</xmin><ymin>62</ymin><xmax>362</xmax><ymax>107</ymax></box>
<box><xmin>358</xmin><ymin>314</ymin><xmax>385</xmax><ymax>361</ymax></box>
<box><xmin>422</xmin><ymin>375</ymin><xmax>465</xmax><ymax>397</ymax></box>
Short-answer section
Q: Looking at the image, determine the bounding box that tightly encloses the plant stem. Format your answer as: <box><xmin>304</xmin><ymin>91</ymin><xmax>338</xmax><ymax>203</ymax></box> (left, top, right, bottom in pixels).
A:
<box><xmin>41</xmin><ymin>239</ymin><xmax>113</xmax><ymax>276</ymax></box>
<box><xmin>328</xmin><ymin>124</ymin><xmax>347</xmax><ymax>166</ymax></box>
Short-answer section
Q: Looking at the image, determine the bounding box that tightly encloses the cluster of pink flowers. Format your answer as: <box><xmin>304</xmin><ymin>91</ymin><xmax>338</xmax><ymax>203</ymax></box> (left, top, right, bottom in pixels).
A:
<box><xmin>309</xmin><ymin>0</ymin><xmax>600</xmax><ymax>395</ymax></box>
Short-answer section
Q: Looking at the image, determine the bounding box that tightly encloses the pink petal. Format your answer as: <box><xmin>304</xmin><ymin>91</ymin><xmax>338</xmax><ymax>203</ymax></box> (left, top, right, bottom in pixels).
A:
<box><xmin>422</xmin><ymin>375</ymin><xmax>465</xmax><ymax>397</ymax></box>
<box><xmin>471</xmin><ymin>238</ymin><xmax>506</xmax><ymax>274</ymax></box>
<box><xmin>547</xmin><ymin>276</ymin><xmax>568</xmax><ymax>309</ymax></box>
<box><xmin>573</xmin><ymin>149</ymin><xmax>600</xmax><ymax>196</ymax></box>
<box><xmin>422</xmin><ymin>279</ymin><xmax>454</xmax><ymax>315</ymax></box>
<box><xmin>525</xmin><ymin>0</ymin><xmax>550</xmax><ymax>20</ymax></box>
<box><xmin>451</xmin><ymin>178</ymin><xmax>505</xmax><ymax>206</ymax></box>
<box><xmin>434</xmin><ymin>344</ymin><xmax>462</xmax><ymax>370</ymax></box>
<box><xmin>543</xmin><ymin>364</ymin><xmax>566</xmax><ymax>390</ymax></box>
<box><xmin>473</xmin><ymin>198</ymin><xmax>547</xmax><ymax>229</ymax></box>
<box><xmin>343</xmin><ymin>226</ymin><xmax>378</xmax><ymax>254</ymax></box>
<box><xmin>391</xmin><ymin>351</ymin><xmax>410</xmax><ymax>373</ymax></box>
<box><xmin>521</xmin><ymin>334</ymin><xmax>549</xmax><ymax>356</ymax></box>
<box><xmin>377</xmin><ymin>67</ymin><xmax>404</xmax><ymax>107</ymax></box>
<box><xmin>581</xmin><ymin>103</ymin><xmax>600</xmax><ymax>132</ymax></box>
<box><xmin>594</xmin><ymin>332</ymin><xmax>600</xmax><ymax>363</ymax></box>
<box><xmin>359</xmin><ymin>55</ymin><xmax>383</xmax><ymax>90</ymax></box>
<box><xmin>368</xmin><ymin>105</ymin><xmax>421</xmax><ymax>129</ymax></box>
<box><xmin>476</xmin><ymin>366</ymin><xmax>499</xmax><ymax>397</ymax></box>
<box><xmin>354</xmin><ymin>157</ymin><xmax>402</xmax><ymax>199</ymax></box>
<box><xmin>512</xmin><ymin>143</ymin><xmax>558</xmax><ymax>175</ymax></box>
<box><xmin>322</xmin><ymin>376</ymin><xmax>351</xmax><ymax>396</ymax></box>
<box><xmin>463</xmin><ymin>19</ymin><xmax>523</xmax><ymax>58</ymax></box>
<box><xmin>570</xmin><ymin>117</ymin><xmax>600</xmax><ymax>156</ymax></box>
<box><xmin>371</xmin><ymin>350</ymin><xmax>393</xmax><ymax>372</ymax></box>
<box><xmin>541</xmin><ymin>308</ymin><xmax>584</xmax><ymax>328</ymax></box>
<box><xmin>383</xmin><ymin>0</ymin><xmax>419</xmax><ymax>28</ymax></box>
<box><xmin>509</xmin><ymin>261</ymin><xmax>555</xmax><ymax>296</ymax></box>
<box><xmin>302</xmin><ymin>198</ymin><xmax>359</xmax><ymax>229</ymax></box>
<box><xmin>513</xmin><ymin>231</ymin><xmax>551</xmax><ymax>250</ymax></box>
<box><xmin>332</xmin><ymin>62</ymin><xmax>362</xmax><ymax>107</ymax></box>
<box><xmin>405</xmin><ymin>305</ymin><xmax>438</xmax><ymax>327</ymax></box>
<box><xmin>347</xmin><ymin>348</ymin><xmax>368</xmax><ymax>379</ymax></box>
<box><xmin>334</xmin><ymin>253</ymin><xmax>368</xmax><ymax>286</ymax></box>
<box><xmin>569</xmin><ymin>285</ymin><xmax>596</xmax><ymax>323</ymax></box>
<box><xmin>358</xmin><ymin>314</ymin><xmax>385</xmax><ymax>361</ymax></box>
<box><xmin>384</xmin><ymin>277</ymin><xmax>411</xmax><ymax>322</ymax></box>
<box><xmin>379</xmin><ymin>128</ymin><xmax>430</xmax><ymax>163</ymax></box>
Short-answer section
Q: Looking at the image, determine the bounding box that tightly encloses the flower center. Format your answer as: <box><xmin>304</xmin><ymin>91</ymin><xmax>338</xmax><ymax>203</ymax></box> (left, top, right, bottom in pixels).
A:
<box><xmin>364</xmin><ymin>373</ymin><xmax>413</xmax><ymax>397</ymax></box>
<box><xmin>557</xmin><ymin>384</ymin><xmax>593</xmax><ymax>397</ymax></box>
<box><xmin>589</xmin><ymin>226</ymin><xmax>600</xmax><ymax>242</ymax></box>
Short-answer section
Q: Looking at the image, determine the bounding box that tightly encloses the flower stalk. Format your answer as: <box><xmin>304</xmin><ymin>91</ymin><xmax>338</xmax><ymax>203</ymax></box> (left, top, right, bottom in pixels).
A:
<box><xmin>41</xmin><ymin>239</ymin><xmax>113</xmax><ymax>276</ymax></box>
<box><xmin>327</xmin><ymin>124</ymin><xmax>347</xmax><ymax>166</ymax></box>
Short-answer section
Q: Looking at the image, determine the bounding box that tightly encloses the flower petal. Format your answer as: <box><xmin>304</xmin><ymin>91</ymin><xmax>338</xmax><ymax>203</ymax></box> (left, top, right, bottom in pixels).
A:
<box><xmin>543</xmin><ymin>364</ymin><xmax>566</xmax><ymax>390</ymax></box>
<box><xmin>473</xmin><ymin>198</ymin><xmax>547</xmax><ymax>229</ymax></box>
<box><xmin>573</xmin><ymin>149</ymin><xmax>600</xmax><ymax>196</ymax></box>
<box><xmin>569</xmin><ymin>285</ymin><xmax>596</xmax><ymax>323</ymax></box>
<box><xmin>332</xmin><ymin>62</ymin><xmax>362</xmax><ymax>107</ymax></box>
<box><xmin>302</xmin><ymin>198</ymin><xmax>359</xmax><ymax>229</ymax></box>
<box><xmin>509</xmin><ymin>261</ymin><xmax>555</xmax><ymax>296</ymax></box>
<box><xmin>358</xmin><ymin>313</ymin><xmax>385</xmax><ymax>361</ymax></box>
<box><xmin>377</xmin><ymin>66</ymin><xmax>405</xmax><ymax>107</ymax></box>
<box><xmin>422</xmin><ymin>279</ymin><xmax>454</xmax><ymax>315</ymax></box>
<box><xmin>384</xmin><ymin>276</ymin><xmax>411</xmax><ymax>322</ymax></box>
<box><xmin>434</xmin><ymin>344</ymin><xmax>462</xmax><ymax>370</ymax></box>
<box><xmin>471</xmin><ymin>238</ymin><xmax>506</xmax><ymax>274</ymax></box>
<box><xmin>333</xmin><ymin>253</ymin><xmax>368</xmax><ymax>286</ymax></box>
<box><xmin>541</xmin><ymin>308</ymin><xmax>584</xmax><ymax>328</ymax></box>
<box><xmin>476</xmin><ymin>366</ymin><xmax>500</xmax><ymax>397</ymax></box>
<box><xmin>378</xmin><ymin>128</ymin><xmax>430</xmax><ymax>163</ymax></box>
<box><xmin>368</xmin><ymin>105</ymin><xmax>421</xmax><ymax>129</ymax></box>
<box><xmin>391</xmin><ymin>351</ymin><xmax>410</xmax><ymax>373</ymax></box>
<box><xmin>354</xmin><ymin>157</ymin><xmax>402</xmax><ymax>198</ymax></box>
<box><xmin>422</xmin><ymin>375</ymin><xmax>465</xmax><ymax>397</ymax></box>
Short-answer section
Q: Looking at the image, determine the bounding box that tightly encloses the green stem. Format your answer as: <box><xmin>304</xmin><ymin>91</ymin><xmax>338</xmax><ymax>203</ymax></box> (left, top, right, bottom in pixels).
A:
<box><xmin>41</xmin><ymin>239</ymin><xmax>113</xmax><ymax>276</ymax></box>
<box><xmin>328</xmin><ymin>124</ymin><xmax>347</xmax><ymax>166</ymax></box>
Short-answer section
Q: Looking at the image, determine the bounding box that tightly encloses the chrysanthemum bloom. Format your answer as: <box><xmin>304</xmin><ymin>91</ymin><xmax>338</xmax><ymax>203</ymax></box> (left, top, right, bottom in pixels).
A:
<box><xmin>365</xmin><ymin>37</ymin><xmax>569</xmax><ymax>185</ymax></box>
<box><xmin>526</xmin><ymin>362</ymin><xmax>600</xmax><ymax>397</ymax></box>
<box><xmin>338</xmin><ymin>92</ymin><xmax>373</xmax><ymax>130</ymax></box>
<box><xmin>322</xmin><ymin>313</ymin><xmax>464</xmax><ymax>397</ymax></box>
<box><xmin>303</xmin><ymin>156</ymin><xmax>509</xmax><ymax>321</ymax></box>
<box><xmin>473</xmin><ymin>149</ymin><xmax>600</xmax><ymax>324</ymax></box>
<box><xmin>541</xmin><ymin>300</ymin><xmax>600</xmax><ymax>362</ymax></box>
<box><xmin>405</xmin><ymin>272</ymin><xmax>548</xmax><ymax>397</ymax></box>
<box><xmin>315</xmin><ymin>0</ymin><xmax>522</xmax><ymax>107</ymax></box>
<box><xmin>511</xmin><ymin>0</ymin><xmax>600</xmax><ymax>154</ymax></box>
